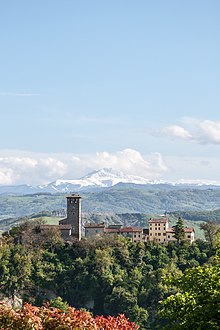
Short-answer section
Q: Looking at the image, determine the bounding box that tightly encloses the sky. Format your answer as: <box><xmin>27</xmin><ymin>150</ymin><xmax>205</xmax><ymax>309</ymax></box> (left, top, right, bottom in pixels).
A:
<box><xmin>1</xmin><ymin>0</ymin><xmax>220</xmax><ymax>185</ymax></box>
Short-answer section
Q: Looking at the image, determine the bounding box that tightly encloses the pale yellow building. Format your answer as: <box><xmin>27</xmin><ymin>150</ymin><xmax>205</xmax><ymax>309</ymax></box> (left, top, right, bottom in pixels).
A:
<box><xmin>148</xmin><ymin>217</ymin><xmax>195</xmax><ymax>244</ymax></box>
<box><xmin>148</xmin><ymin>217</ymin><xmax>169</xmax><ymax>243</ymax></box>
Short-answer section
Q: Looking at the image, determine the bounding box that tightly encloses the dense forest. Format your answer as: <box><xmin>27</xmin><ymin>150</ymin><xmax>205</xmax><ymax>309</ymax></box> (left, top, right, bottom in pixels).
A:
<box><xmin>0</xmin><ymin>219</ymin><xmax>219</xmax><ymax>329</ymax></box>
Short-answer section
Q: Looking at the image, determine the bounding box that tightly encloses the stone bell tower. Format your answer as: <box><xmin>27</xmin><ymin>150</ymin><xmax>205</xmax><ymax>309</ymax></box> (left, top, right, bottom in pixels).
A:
<box><xmin>59</xmin><ymin>194</ymin><xmax>82</xmax><ymax>240</ymax></box>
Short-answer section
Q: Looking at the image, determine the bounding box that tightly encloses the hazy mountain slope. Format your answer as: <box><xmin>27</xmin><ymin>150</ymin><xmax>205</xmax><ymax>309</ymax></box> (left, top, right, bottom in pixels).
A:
<box><xmin>0</xmin><ymin>186</ymin><xmax>219</xmax><ymax>221</ymax></box>
<box><xmin>1</xmin><ymin>168</ymin><xmax>220</xmax><ymax>195</ymax></box>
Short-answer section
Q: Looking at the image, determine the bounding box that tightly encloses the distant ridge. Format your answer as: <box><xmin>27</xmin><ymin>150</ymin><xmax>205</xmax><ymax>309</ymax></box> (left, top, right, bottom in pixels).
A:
<box><xmin>0</xmin><ymin>168</ymin><xmax>220</xmax><ymax>195</ymax></box>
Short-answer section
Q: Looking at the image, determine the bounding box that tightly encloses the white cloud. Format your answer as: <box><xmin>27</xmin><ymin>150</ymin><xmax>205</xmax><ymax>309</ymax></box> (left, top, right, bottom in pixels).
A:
<box><xmin>161</xmin><ymin>119</ymin><xmax>220</xmax><ymax>145</ymax></box>
<box><xmin>162</xmin><ymin>125</ymin><xmax>193</xmax><ymax>140</ymax></box>
<box><xmin>92</xmin><ymin>149</ymin><xmax>168</xmax><ymax>178</ymax></box>
<box><xmin>199</xmin><ymin>120</ymin><xmax>220</xmax><ymax>144</ymax></box>
<box><xmin>0</xmin><ymin>155</ymin><xmax>67</xmax><ymax>186</ymax></box>
<box><xmin>0</xmin><ymin>149</ymin><xmax>168</xmax><ymax>186</ymax></box>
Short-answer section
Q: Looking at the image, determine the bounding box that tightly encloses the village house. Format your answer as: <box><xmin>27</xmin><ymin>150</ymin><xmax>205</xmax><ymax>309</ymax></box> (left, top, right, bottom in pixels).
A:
<box><xmin>148</xmin><ymin>217</ymin><xmax>195</xmax><ymax>244</ymax></box>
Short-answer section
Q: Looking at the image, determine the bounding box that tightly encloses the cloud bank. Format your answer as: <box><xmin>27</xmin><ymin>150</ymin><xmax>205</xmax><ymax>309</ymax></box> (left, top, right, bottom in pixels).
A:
<box><xmin>161</xmin><ymin>119</ymin><xmax>220</xmax><ymax>144</ymax></box>
<box><xmin>0</xmin><ymin>149</ymin><xmax>168</xmax><ymax>186</ymax></box>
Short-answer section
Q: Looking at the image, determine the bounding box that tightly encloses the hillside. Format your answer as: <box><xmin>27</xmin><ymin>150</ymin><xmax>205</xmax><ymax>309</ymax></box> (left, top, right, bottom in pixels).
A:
<box><xmin>0</xmin><ymin>186</ymin><xmax>219</xmax><ymax>220</ymax></box>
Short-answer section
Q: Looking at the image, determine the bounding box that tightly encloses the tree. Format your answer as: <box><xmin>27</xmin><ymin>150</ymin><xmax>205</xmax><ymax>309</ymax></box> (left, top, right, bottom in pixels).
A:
<box><xmin>160</xmin><ymin>257</ymin><xmax>220</xmax><ymax>329</ymax></box>
<box><xmin>200</xmin><ymin>220</ymin><xmax>220</xmax><ymax>249</ymax></box>
<box><xmin>0</xmin><ymin>243</ymin><xmax>32</xmax><ymax>302</ymax></box>
<box><xmin>104</xmin><ymin>287</ymin><xmax>148</xmax><ymax>329</ymax></box>
<box><xmin>49</xmin><ymin>296</ymin><xmax>69</xmax><ymax>311</ymax></box>
<box><xmin>173</xmin><ymin>217</ymin><xmax>185</xmax><ymax>244</ymax></box>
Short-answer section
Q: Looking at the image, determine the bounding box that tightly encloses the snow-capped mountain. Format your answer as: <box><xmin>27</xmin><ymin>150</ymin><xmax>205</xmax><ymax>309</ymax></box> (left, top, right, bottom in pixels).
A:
<box><xmin>41</xmin><ymin>168</ymin><xmax>154</xmax><ymax>192</ymax></box>
<box><xmin>0</xmin><ymin>168</ymin><xmax>220</xmax><ymax>195</ymax></box>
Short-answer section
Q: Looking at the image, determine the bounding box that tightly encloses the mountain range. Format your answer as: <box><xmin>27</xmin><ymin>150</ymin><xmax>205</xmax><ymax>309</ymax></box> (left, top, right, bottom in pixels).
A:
<box><xmin>0</xmin><ymin>168</ymin><xmax>220</xmax><ymax>195</ymax></box>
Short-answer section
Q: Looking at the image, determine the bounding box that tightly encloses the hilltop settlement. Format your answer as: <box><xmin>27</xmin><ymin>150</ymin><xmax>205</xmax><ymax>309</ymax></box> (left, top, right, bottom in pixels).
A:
<box><xmin>40</xmin><ymin>193</ymin><xmax>195</xmax><ymax>244</ymax></box>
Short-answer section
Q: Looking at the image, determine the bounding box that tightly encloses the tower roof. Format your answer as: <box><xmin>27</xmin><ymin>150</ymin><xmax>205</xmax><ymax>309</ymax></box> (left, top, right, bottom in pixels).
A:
<box><xmin>149</xmin><ymin>217</ymin><xmax>168</xmax><ymax>223</ymax></box>
<box><xmin>66</xmin><ymin>194</ymin><xmax>81</xmax><ymax>199</ymax></box>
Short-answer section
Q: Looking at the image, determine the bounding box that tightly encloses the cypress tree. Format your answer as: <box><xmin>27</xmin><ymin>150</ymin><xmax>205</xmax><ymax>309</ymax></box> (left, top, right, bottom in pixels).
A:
<box><xmin>173</xmin><ymin>217</ymin><xmax>185</xmax><ymax>244</ymax></box>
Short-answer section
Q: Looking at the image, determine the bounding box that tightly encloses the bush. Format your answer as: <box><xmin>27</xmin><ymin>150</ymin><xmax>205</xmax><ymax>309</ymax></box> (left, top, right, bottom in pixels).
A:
<box><xmin>0</xmin><ymin>302</ymin><xmax>139</xmax><ymax>329</ymax></box>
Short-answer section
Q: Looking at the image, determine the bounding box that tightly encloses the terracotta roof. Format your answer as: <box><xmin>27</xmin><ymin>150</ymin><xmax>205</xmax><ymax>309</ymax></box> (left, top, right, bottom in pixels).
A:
<box><xmin>84</xmin><ymin>222</ymin><xmax>105</xmax><ymax>228</ymax></box>
<box><xmin>166</xmin><ymin>227</ymin><xmax>194</xmax><ymax>233</ymax></box>
<box><xmin>184</xmin><ymin>228</ymin><xmax>194</xmax><ymax>233</ymax></box>
<box><xmin>104</xmin><ymin>228</ymin><xmax>119</xmax><ymax>233</ymax></box>
<box><xmin>149</xmin><ymin>218</ymin><xmax>168</xmax><ymax>223</ymax></box>
<box><xmin>166</xmin><ymin>228</ymin><xmax>175</xmax><ymax>233</ymax></box>
<box><xmin>120</xmin><ymin>227</ymin><xmax>142</xmax><ymax>233</ymax></box>
<box><xmin>104</xmin><ymin>227</ymin><xmax>142</xmax><ymax>234</ymax></box>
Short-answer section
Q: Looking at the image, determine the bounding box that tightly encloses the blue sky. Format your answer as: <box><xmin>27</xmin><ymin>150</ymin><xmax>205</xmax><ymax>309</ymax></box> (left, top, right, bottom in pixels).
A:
<box><xmin>1</xmin><ymin>1</ymin><xmax>220</xmax><ymax>185</ymax></box>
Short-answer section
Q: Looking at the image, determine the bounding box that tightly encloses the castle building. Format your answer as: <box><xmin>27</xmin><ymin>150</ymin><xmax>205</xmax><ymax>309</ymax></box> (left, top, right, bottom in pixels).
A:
<box><xmin>39</xmin><ymin>224</ymin><xmax>72</xmax><ymax>240</ymax></box>
<box><xmin>84</xmin><ymin>222</ymin><xmax>105</xmax><ymax>237</ymax></box>
<box><xmin>59</xmin><ymin>194</ymin><xmax>82</xmax><ymax>240</ymax></box>
<box><xmin>84</xmin><ymin>217</ymin><xmax>195</xmax><ymax>244</ymax></box>
<box><xmin>104</xmin><ymin>225</ymin><xmax>143</xmax><ymax>243</ymax></box>
<box><xmin>40</xmin><ymin>194</ymin><xmax>195</xmax><ymax>244</ymax></box>
<box><xmin>84</xmin><ymin>223</ymin><xmax>143</xmax><ymax>243</ymax></box>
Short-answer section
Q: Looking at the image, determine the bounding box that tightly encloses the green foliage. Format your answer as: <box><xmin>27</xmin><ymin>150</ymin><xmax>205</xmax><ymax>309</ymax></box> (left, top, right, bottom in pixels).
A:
<box><xmin>160</xmin><ymin>257</ymin><xmax>220</xmax><ymax>329</ymax></box>
<box><xmin>200</xmin><ymin>220</ymin><xmax>220</xmax><ymax>249</ymax></box>
<box><xmin>170</xmin><ymin>208</ymin><xmax>220</xmax><ymax>223</ymax></box>
<box><xmin>173</xmin><ymin>217</ymin><xmax>185</xmax><ymax>244</ymax></box>
<box><xmin>49</xmin><ymin>296</ymin><xmax>69</xmax><ymax>311</ymax></box>
<box><xmin>0</xmin><ymin>223</ymin><xmax>217</xmax><ymax>329</ymax></box>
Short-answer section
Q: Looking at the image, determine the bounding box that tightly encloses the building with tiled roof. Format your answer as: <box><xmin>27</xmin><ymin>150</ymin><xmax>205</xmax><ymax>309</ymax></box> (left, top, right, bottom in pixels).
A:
<box><xmin>148</xmin><ymin>217</ymin><xmax>195</xmax><ymax>244</ymax></box>
<box><xmin>84</xmin><ymin>223</ymin><xmax>143</xmax><ymax>243</ymax></box>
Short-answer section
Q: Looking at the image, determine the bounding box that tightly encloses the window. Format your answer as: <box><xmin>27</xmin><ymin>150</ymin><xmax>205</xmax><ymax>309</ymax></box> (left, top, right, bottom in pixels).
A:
<box><xmin>163</xmin><ymin>233</ymin><xmax>166</xmax><ymax>236</ymax></box>
<box><xmin>158</xmin><ymin>233</ymin><xmax>161</xmax><ymax>236</ymax></box>
<box><xmin>187</xmin><ymin>235</ymin><xmax>191</xmax><ymax>238</ymax></box>
<box><xmin>168</xmin><ymin>235</ymin><xmax>170</xmax><ymax>238</ymax></box>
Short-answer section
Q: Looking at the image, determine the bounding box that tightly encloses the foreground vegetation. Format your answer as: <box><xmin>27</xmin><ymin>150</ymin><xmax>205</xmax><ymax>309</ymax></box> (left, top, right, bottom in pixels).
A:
<box><xmin>0</xmin><ymin>302</ymin><xmax>138</xmax><ymax>329</ymax></box>
<box><xmin>0</xmin><ymin>219</ymin><xmax>219</xmax><ymax>329</ymax></box>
